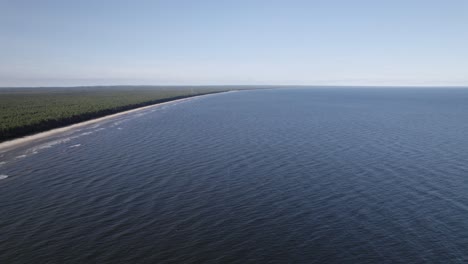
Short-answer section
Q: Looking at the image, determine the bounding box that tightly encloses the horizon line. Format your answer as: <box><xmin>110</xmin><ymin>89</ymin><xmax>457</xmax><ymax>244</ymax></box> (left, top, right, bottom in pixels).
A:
<box><xmin>1</xmin><ymin>84</ymin><xmax>468</xmax><ymax>89</ymax></box>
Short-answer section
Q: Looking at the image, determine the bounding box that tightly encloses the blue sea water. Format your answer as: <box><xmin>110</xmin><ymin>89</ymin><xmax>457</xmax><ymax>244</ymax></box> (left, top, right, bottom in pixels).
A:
<box><xmin>1</xmin><ymin>88</ymin><xmax>468</xmax><ymax>263</ymax></box>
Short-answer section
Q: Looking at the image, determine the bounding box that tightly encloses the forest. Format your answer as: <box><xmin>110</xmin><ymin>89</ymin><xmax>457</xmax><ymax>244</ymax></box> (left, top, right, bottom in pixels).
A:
<box><xmin>0</xmin><ymin>86</ymin><xmax>231</xmax><ymax>142</ymax></box>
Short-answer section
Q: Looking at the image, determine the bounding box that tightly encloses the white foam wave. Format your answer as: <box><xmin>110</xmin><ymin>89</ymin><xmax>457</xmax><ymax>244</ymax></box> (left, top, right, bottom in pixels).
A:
<box><xmin>110</xmin><ymin>119</ymin><xmax>130</xmax><ymax>128</ymax></box>
<box><xmin>0</xmin><ymin>175</ymin><xmax>8</xmax><ymax>180</ymax></box>
<box><xmin>29</xmin><ymin>137</ymin><xmax>74</xmax><ymax>153</ymax></box>
<box><xmin>69</xmin><ymin>144</ymin><xmax>82</xmax><ymax>148</ymax></box>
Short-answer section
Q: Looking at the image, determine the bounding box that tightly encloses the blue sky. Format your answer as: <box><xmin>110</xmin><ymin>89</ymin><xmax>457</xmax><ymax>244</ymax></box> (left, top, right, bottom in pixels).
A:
<box><xmin>1</xmin><ymin>0</ymin><xmax>467</xmax><ymax>87</ymax></box>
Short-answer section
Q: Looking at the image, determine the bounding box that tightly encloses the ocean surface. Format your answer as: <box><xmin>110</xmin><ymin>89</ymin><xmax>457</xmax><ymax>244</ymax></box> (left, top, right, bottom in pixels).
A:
<box><xmin>1</xmin><ymin>88</ymin><xmax>468</xmax><ymax>263</ymax></box>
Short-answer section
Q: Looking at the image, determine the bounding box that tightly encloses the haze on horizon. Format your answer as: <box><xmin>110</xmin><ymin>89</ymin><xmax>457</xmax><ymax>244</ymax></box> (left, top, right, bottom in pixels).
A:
<box><xmin>1</xmin><ymin>0</ymin><xmax>467</xmax><ymax>87</ymax></box>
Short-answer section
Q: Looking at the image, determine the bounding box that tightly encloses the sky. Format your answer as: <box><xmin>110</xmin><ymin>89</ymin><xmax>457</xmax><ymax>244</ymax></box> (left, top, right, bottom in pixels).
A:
<box><xmin>1</xmin><ymin>0</ymin><xmax>467</xmax><ymax>87</ymax></box>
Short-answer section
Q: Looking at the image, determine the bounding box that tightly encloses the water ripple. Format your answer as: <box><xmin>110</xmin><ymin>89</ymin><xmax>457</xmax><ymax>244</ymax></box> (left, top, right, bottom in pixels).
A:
<box><xmin>1</xmin><ymin>89</ymin><xmax>468</xmax><ymax>263</ymax></box>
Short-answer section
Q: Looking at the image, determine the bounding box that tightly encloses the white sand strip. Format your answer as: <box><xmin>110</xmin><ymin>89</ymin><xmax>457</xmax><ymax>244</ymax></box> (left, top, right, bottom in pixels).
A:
<box><xmin>0</xmin><ymin>92</ymin><xmax>224</xmax><ymax>153</ymax></box>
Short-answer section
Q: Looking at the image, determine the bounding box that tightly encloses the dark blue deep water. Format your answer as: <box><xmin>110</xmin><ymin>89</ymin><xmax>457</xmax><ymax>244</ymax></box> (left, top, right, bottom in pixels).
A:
<box><xmin>1</xmin><ymin>88</ymin><xmax>468</xmax><ymax>263</ymax></box>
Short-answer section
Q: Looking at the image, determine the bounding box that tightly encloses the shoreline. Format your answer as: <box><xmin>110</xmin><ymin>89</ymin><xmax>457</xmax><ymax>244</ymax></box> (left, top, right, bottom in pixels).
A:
<box><xmin>0</xmin><ymin>92</ymin><xmax>228</xmax><ymax>153</ymax></box>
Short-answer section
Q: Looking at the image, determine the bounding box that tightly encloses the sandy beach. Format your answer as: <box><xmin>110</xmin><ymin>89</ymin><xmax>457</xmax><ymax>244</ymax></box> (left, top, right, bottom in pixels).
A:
<box><xmin>0</xmin><ymin>92</ymin><xmax>225</xmax><ymax>153</ymax></box>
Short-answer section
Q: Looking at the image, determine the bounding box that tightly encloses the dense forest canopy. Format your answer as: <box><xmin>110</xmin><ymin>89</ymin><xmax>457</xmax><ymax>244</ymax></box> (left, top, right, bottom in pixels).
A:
<box><xmin>0</xmin><ymin>86</ymin><xmax>237</xmax><ymax>142</ymax></box>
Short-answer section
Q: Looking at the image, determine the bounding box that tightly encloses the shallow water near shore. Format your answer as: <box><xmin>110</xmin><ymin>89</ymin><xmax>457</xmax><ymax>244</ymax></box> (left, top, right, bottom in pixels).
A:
<box><xmin>1</xmin><ymin>88</ymin><xmax>468</xmax><ymax>263</ymax></box>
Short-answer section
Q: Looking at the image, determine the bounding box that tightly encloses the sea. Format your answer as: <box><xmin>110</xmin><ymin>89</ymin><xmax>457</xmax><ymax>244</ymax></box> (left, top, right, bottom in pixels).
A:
<box><xmin>1</xmin><ymin>88</ymin><xmax>468</xmax><ymax>263</ymax></box>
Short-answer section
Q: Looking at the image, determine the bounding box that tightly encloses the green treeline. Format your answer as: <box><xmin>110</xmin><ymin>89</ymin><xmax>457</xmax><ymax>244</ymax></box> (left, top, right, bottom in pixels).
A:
<box><xmin>0</xmin><ymin>86</ymin><xmax>229</xmax><ymax>142</ymax></box>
